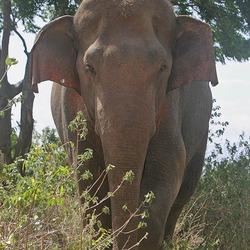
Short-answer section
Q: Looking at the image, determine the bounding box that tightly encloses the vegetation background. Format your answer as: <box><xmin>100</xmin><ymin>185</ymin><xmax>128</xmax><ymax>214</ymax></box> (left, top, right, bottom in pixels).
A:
<box><xmin>1</xmin><ymin>108</ymin><xmax>249</xmax><ymax>249</ymax></box>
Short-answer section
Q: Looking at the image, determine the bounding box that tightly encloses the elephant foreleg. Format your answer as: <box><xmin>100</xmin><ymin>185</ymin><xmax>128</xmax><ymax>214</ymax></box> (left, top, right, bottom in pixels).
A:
<box><xmin>139</xmin><ymin>136</ymin><xmax>186</xmax><ymax>249</ymax></box>
<box><xmin>164</xmin><ymin>131</ymin><xmax>208</xmax><ymax>242</ymax></box>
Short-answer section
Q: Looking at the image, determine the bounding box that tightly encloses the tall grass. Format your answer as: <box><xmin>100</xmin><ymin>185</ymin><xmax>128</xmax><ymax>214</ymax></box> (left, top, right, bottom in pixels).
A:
<box><xmin>167</xmin><ymin>133</ymin><xmax>250</xmax><ymax>250</ymax></box>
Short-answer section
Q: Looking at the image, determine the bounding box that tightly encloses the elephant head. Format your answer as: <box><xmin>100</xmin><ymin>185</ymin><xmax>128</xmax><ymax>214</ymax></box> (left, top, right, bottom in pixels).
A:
<box><xmin>30</xmin><ymin>0</ymin><xmax>217</xmax><ymax>248</ymax></box>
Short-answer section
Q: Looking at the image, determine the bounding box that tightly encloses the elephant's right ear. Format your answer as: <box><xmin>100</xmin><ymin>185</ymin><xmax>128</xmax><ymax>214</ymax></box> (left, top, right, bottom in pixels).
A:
<box><xmin>30</xmin><ymin>15</ymin><xmax>80</xmax><ymax>93</ymax></box>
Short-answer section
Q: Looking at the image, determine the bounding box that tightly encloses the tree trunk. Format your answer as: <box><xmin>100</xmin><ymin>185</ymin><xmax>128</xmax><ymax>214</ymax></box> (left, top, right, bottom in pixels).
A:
<box><xmin>0</xmin><ymin>0</ymin><xmax>33</xmax><ymax>169</ymax></box>
<box><xmin>14</xmin><ymin>59</ymin><xmax>34</xmax><ymax>175</ymax></box>
<box><xmin>0</xmin><ymin>0</ymin><xmax>12</xmax><ymax>165</ymax></box>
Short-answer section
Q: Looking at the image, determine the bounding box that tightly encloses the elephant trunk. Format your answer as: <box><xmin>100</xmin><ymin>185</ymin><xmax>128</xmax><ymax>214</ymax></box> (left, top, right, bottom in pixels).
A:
<box><xmin>101</xmin><ymin>131</ymin><xmax>149</xmax><ymax>249</ymax></box>
<box><xmin>95</xmin><ymin>94</ymin><xmax>155</xmax><ymax>249</ymax></box>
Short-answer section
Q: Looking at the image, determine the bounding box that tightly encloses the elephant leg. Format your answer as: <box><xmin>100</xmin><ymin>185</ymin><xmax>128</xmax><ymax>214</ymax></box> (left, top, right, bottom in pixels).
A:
<box><xmin>139</xmin><ymin>137</ymin><xmax>187</xmax><ymax>249</ymax></box>
<box><xmin>164</xmin><ymin>132</ymin><xmax>208</xmax><ymax>243</ymax></box>
<box><xmin>139</xmin><ymin>163</ymin><xmax>185</xmax><ymax>249</ymax></box>
<box><xmin>51</xmin><ymin>85</ymin><xmax>112</xmax><ymax>235</ymax></box>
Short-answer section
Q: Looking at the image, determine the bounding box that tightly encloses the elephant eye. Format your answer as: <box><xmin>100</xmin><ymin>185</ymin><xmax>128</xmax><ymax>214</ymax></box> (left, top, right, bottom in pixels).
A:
<box><xmin>85</xmin><ymin>62</ymin><xmax>96</xmax><ymax>76</ymax></box>
<box><xmin>159</xmin><ymin>64</ymin><xmax>168</xmax><ymax>72</ymax></box>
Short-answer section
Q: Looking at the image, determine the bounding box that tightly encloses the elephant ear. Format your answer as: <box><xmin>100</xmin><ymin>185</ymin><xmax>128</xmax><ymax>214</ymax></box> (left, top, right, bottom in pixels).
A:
<box><xmin>167</xmin><ymin>16</ymin><xmax>218</xmax><ymax>92</ymax></box>
<box><xmin>30</xmin><ymin>15</ymin><xmax>80</xmax><ymax>93</ymax></box>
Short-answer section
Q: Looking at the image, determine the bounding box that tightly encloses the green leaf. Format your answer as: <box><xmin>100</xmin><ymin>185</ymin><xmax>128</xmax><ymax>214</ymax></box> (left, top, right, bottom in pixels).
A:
<box><xmin>122</xmin><ymin>170</ymin><xmax>135</xmax><ymax>184</ymax></box>
<box><xmin>106</xmin><ymin>164</ymin><xmax>115</xmax><ymax>172</ymax></box>
<box><xmin>137</xmin><ymin>221</ymin><xmax>147</xmax><ymax>229</ymax></box>
<box><xmin>102</xmin><ymin>206</ymin><xmax>110</xmax><ymax>215</ymax></box>
<box><xmin>81</xmin><ymin>170</ymin><xmax>93</xmax><ymax>180</ymax></box>
<box><xmin>144</xmin><ymin>191</ymin><xmax>155</xmax><ymax>205</ymax></box>
<box><xmin>5</xmin><ymin>57</ymin><xmax>18</xmax><ymax>66</ymax></box>
<box><xmin>122</xmin><ymin>204</ymin><xmax>128</xmax><ymax>212</ymax></box>
<box><xmin>141</xmin><ymin>209</ymin><xmax>150</xmax><ymax>219</ymax></box>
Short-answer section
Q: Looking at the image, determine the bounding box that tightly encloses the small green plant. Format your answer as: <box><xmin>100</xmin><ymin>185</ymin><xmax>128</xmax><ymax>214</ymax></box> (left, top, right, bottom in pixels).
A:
<box><xmin>0</xmin><ymin>57</ymin><xmax>21</xmax><ymax>119</ymax></box>
<box><xmin>2</xmin><ymin>104</ymin><xmax>249</xmax><ymax>249</ymax></box>
<box><xmin>1</xmin><ymin>113</ymin><xmax>154</xmax><ymax>249</ymax></box>
<box><xmin>0</xmin><ymin>57</ymin><xmax>18</xmax><ymax>85</ymax></box>
<box><xmin>0</xmin><ymin>128</ymin><xmax>76</xmax><ymax>249</ymax></box>
<box><xmin>167</xmin><ymin>133</ymin><xmax>250</xmax><ymax>250</ymax></box>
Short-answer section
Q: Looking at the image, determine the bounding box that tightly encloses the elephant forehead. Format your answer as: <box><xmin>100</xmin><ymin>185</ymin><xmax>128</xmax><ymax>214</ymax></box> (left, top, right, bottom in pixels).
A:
<box><xmin>108</xmin><ymin>0</ymin><xmax>146</xmax><ymax>17</ymax></box>
<box><xmin>75</xmin><ymin>0</ymin><xmax>175</xmax><ymax>46</ymax></box>
<box><xmin>75</xmin><ymin>0</ymin><xmax>174</xmax><ymax>25</ymax></box>
<box><xmin>78</xmin><ymin>0</ymin><xmax>148</xmax><ymax>16</ymax></box>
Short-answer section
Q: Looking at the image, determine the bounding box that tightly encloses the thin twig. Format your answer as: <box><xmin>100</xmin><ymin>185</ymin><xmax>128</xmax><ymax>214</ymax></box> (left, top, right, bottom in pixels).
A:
<box><xmin>125</xmin><ymin>232</ymin><xmax>148</xmax><ymax>250</ymax></box>
<box><xmin>13</xmin><ymin>28</ymin><xmax>29</xmax><ymax>57</ymax></box>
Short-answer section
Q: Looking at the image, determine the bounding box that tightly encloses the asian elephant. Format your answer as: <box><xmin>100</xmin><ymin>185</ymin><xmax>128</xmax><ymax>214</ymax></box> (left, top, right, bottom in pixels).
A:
<box><xmin>30</xmin><ymin>0</ymin><xmax>218</xmax><ymax>249</ymax></box>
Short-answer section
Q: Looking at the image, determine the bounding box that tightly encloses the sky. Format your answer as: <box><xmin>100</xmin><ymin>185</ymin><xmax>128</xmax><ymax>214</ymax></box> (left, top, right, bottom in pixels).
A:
<box><xmin>8</xmin><ymin>30</ymin><xmax>250</xmax><ymax>146</ymax></box>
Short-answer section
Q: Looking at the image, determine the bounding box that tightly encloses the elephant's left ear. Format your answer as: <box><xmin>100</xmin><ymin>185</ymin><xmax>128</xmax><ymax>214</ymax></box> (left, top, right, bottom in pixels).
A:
<box><xmin>167</xmin><ymin>16</ymin><xmax>218</xmax><ymax>92</ymax></box>
<box><xmin>30</xmin><ymin>15</ymin><xmax>80</xmax><ymax>93</ymax></box>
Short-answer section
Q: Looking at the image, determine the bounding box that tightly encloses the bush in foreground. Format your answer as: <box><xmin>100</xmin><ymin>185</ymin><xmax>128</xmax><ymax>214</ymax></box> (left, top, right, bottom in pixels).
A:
<box><xmin>169</xmin><ymin>133</ymin><xmax>250</xmax><ymax>249</ymax></box>
<box><xmin>0</xmin><ymin>125</ymin><xmax>153</xmax><ymax>249</ymax></box>
<box><xmin>1</xmin><ymin>126</ymin><xmax>249</xmax><ymax>249</ymax></box>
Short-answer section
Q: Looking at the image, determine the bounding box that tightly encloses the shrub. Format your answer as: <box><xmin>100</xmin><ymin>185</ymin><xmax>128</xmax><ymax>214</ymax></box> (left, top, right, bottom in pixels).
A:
<box><xmin>0</xmin><ymin>128</ymin><xmax>77</xmax><ymax>249</ymax></box>
<box><xmin>170</xmin><ymin>133</ymin><xmax>250</xmax><ymax>249</ymax></box>
<box><xmin>1</xmin><ymin>115</ymin><xmax>152</xmax><ymax>249</ymax></box>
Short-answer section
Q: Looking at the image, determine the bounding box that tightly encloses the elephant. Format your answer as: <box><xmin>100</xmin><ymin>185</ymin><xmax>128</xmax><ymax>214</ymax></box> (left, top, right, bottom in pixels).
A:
<box><xmin>30</xmin><ymin>0</ymin><xmax>218</xmax><ymax>249</ymax></box>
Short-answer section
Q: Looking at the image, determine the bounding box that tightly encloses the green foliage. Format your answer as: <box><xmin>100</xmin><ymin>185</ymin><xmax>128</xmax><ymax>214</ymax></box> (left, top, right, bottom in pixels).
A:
<box><xmin>2</xmin><ymin>108</ymin><xmax>249</xmax><ymax>249</ymax></box>
<box><xmin>10</xmin><ymin>128</ymin><xmax>18</xmax><ymax>159</ymax></box>
<box><xmin>122</xmin><ymin>170</ymin><xmax>135</xmax><ymax>184</ymax></box>
<box><xmin>0</xmin><ymin>57</ymin><xmax>18</xmax><ymax>86</ymax></box>
<box><xmin>68</xmin><ymin>111</ymin><xmax>88</xmax><ymax>141</ymax></box>
<box><xmin>168</xmin><ymin>129</ymin><xmax>250</xmax><ymax>249</ymax></box>
<box><xmin>2</xmin><ymin>1</ymin><xmax>250</xmax><ymax>62</ymax></box>
<box><xmin>10</xmin><ymin>0</ymin><xmax>79</xmax><ymax>33</ymax></box>
<box><xmin>1</xmin><ymin>113</ymin><xmax>154</xmax><ymax>249</ymax></box>
<box><xmin>200</xmin><ymin>133</ymin><xmax>250</xmax><ymax>249</ymax></box>
<box><xmin>0</xmin><ymin>129</ymin><xmax>76</xmax><ymax>249</ymax></box>
<box><xmin>0</xmin><ymin>57</ymin><xmax>21</xmax><ymax>119</ymax></box>
<box><xmin>0</xmin><ymin>95</ymin><xmax>23</xmax><ymax>119</ymax></box>
<box><xmin>208</xmin><ymin>99</ymin><xmax>229</xmax><ymax>144</ymax></box>
<box><xmin>5</xmin><ymin>57</ymin><xmax>18</xmax><ymax>67</ymax></box>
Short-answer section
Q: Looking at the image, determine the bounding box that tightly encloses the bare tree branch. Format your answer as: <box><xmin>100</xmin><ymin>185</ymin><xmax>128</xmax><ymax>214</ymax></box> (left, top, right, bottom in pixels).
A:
<box><xmin>9</xmin><ymin>79</ymin><xmax>24</xmax><ymax>99</ymax></box>
<box><xmin>13</xmin><ymin>29</ymin><xmax>29</xmax><ymax>57</ymax></box>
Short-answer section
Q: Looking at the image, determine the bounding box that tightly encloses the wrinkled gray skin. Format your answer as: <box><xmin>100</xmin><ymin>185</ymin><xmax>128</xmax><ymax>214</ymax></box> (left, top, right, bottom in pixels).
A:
<box><xmin>30</xmin><ymin>0</ymin><xmax>218</xmax><ymax>249</ymax></box>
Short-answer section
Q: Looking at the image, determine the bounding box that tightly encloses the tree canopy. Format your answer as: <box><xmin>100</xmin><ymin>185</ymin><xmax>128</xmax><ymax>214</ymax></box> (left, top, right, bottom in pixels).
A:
<box><xmin>2</xmin><ymin>0</ymin><xmax>250</xmax><ymax>61</ymax></box>
<box><xmin>10</xmin><ymin>0</ymin><xmax>78</xmax><ymax>33</ymax></box>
